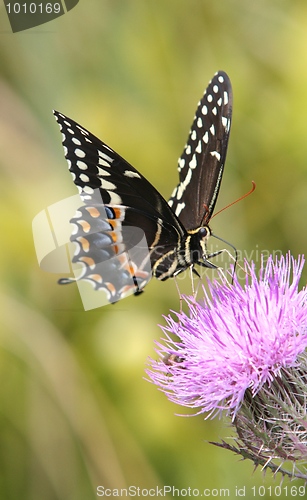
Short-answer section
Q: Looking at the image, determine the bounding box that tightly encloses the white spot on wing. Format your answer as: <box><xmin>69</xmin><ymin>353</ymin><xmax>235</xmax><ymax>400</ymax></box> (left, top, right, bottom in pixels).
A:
<box><xmin>224</xmin><ymin>91</ymin><xmax>229</xmax><ymax>105</ymax></box>
<box><xmin>83</xmin><ymin>186</ymin><xmax>94</xmax><ymax>194</ymax></box>
<box><xmin>196</xmin><ymin>141</ymin><xmax>202</xmax><ymax>153</ymax></box>
<box><xmin>76</xmin><ymin>160</ymin><xmax>88</xmax><ymax>170</ymax></box>
<box><xmin>210</xmin><ymin>124</ymin><xmax>215</xmax><ymax>135</ymax></box>
<box><xmin>101</xmin><ymin>179</ymin><xmax>116</xmax><ymax>190</ymax></box>
<box><xmin>184</xmin><ymin>167</ymin><xmax>192</xmax><ymax>186</ymax></box>
<box><xmin>169</xmin><ymin>187</ymin><xmax>178</xmax><ymax>203</ymax></box>
<box><xmin>97</xmin><ymin>167</ymin><xmax>111</xmax><ymax>176</ymax></box>
<box><xmin>222</xmin><ymin>116</ymin><xmax>228</xmax><ymax>128</ymax></box>
<box><xmin>80</xmin><ymin>173</ymin><xmax>90</xmax><ymax>182</ymax></box>
<box><xmin>189</xmin><ymin>154</ymin><xmax>197</xmax><ymax>169</ymax></box>
<box><xmin>210</xmin><ymin>151</ymin><xmax>221</xmax><ymax>161</ymax></box>
<box><xmin>75</xmin><ymin>148</ymin><xmax>86</xmax><ymax>158</ymax></box>
<box><xmin>177</xmin><ymin>184</ymin><xmax>183</xmax><ymax>200</ymax></box>
<box><xmin>124</xmin><ymin>170</ymin><xmax>141</xmax><ymax>178</ymax></box>
<box><xmin>98</xmin><ymin>157</ymin><xmax>112</xmax><ymax>168</ymax></box>
<box><xmin>175</xmin><ymin>202</ymin><xmax>185</xmax><ymax>217</ymax></box>
<box><xmin>108</xmin><ymin>191</ymin><xmax>122</xmax><ymax>204</ymax></box>
<box><xmin>178</xmin><ymin>158</ymin><xmax>185</xmax><ymax>171</ymax></box>
<box><xmin>98</xmin><ymin>150</ymin><xmax>113</xmax><ymax>162</ymax></box>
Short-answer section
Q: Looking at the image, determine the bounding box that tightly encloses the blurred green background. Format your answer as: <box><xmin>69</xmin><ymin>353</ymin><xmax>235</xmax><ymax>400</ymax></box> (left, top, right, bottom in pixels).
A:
<box><xmin>1</xmin><ymin>1</ymin><xmax>307</xmax><ymax>499</ymax></box>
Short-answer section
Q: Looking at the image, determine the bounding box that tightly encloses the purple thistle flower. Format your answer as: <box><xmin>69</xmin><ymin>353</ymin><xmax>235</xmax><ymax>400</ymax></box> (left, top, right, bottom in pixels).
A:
<box><xmin>148</xmin><ymin>253</ymin><xmax>307</xmax><ymax>416</ymax></box>
<box><xmin>147</xmin><ymin>253</ymin><xmax>307</xmax><ymax>478</ymax></box>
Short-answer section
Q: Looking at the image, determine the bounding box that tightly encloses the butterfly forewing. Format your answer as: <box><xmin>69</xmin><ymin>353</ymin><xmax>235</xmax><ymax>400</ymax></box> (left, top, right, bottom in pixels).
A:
<box><xmin>53</xmin><ymin>111</ymin><xmax>185</xmax><ymax>300</ymax></box>
<box><xmin>54</xmin><ymin>112</ymin><xmax>184</xmax><ymax>230</ymax></box>
<box><xmin>168</xmin><ymin>71</ymin><xmax>232</xmax><ymax>229</ymax></box>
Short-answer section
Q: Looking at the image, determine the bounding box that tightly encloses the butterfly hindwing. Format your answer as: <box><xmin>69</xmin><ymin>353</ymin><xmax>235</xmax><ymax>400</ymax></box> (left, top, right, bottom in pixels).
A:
<box><xmin>168</xmin><ymin>71</ymin><xmax>232</xmax><ymax>229</ymax></box>
<box><xmin>60</xmin><ymin>204</ymin><xmax>153</xmax><ymax>302</ymax></box>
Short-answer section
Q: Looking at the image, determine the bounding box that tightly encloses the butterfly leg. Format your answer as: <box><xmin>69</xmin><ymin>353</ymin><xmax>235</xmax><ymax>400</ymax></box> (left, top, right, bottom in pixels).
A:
<box><xmin>205</xmin><ymin>248</ymin><xmax>224</xmax><ymax>261</ymax></box>
<box><xmin>174</xmin><ymin>275</ymin><xmax>184</xmax><ymax>312</ymax></box>
<box><xmin>203</xmin><ymin>247</ymin><xmax>237</xmax><ymax>270</ymax></box>
<box><xmin>189</xmin><ymin>265</ymin><xmax>204</xmax><ymax>303</ymax></box>
<box><xmin>205</xmin><ymin>248</ymin><xmax>239</xmax><ymax>283</ymax></box>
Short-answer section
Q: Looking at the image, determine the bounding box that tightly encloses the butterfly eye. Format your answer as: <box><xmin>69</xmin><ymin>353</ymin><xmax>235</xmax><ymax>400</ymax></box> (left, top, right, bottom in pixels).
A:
<box><xmin>199</xmin><ymin>227</ymin><xmax>210</xmax><ymax>239</ymax></box>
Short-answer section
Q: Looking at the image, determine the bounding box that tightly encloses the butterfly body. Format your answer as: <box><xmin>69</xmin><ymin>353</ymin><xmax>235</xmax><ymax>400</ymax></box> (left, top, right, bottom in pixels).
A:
<box><xmin>151</xmin><ymin>225</ymin><xmax>214</xmax><ymax>281</ymax></box>
<box><xmin>54</xmin><ymin>71</ymin><xmax>232</xmax><ymax>303</ymax></box>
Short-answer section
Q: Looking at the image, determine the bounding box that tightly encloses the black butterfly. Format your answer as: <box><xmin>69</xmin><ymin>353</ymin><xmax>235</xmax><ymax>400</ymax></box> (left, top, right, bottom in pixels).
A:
<box><xmin>54</xmin><ymin>70</ymin><xmax>232</xmax><ymax>303</ymax></box>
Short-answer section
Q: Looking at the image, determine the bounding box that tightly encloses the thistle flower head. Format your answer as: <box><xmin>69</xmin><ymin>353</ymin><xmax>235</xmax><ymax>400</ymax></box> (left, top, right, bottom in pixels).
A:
<box><xmin>148</xmin><ymin>253</ymin><xmax>307</xmax><ymax>417</ymax></box>
<box><xmin>147</xmin><ymin>253</ymin><xmax>307</xmax><ymax>478</ymax></box>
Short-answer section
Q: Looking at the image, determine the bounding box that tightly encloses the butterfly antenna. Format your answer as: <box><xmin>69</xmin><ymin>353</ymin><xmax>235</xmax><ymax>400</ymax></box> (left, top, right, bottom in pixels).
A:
<box><xmin>210</xmin><ymin>235</ymin><xmax>253</xmax><ymax>281</ymax></box>
<box><xmin>211</xmin><ymin>181</ymin><xmax>256</xmax><ymax>220</ymax></box>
